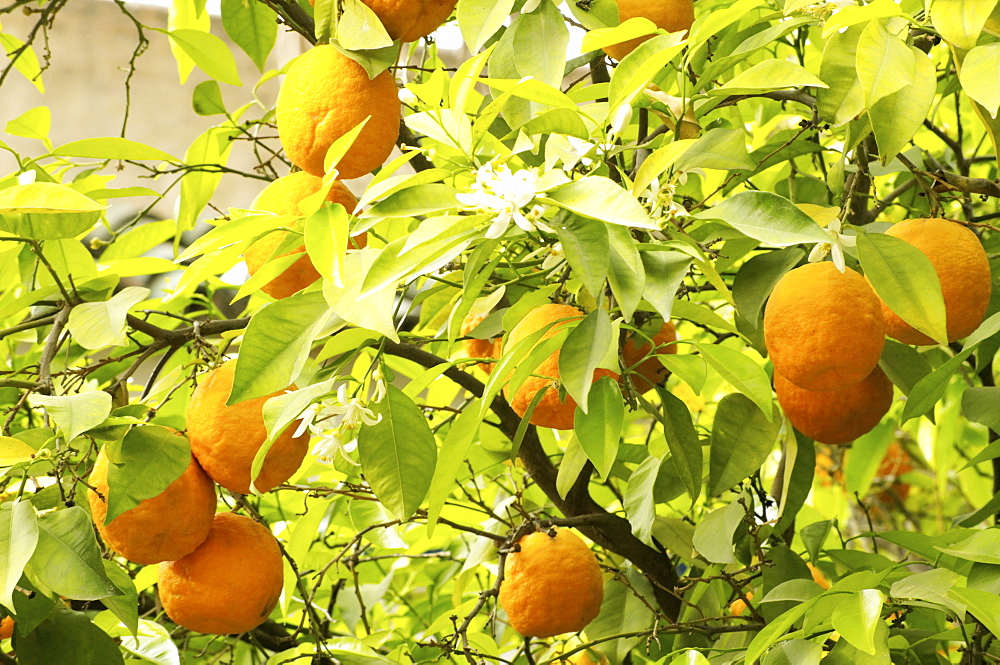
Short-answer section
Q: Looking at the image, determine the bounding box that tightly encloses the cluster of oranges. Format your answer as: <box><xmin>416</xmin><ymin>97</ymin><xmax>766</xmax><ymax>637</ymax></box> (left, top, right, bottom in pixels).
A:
<box><xmin>87</xmin><ymin>359</ymin><xmax>309</xmax><ymax>635</ymax></box>
<box><xmin>765</xmin><ymin>218</ymin><xmax>990</xmax><ymax>446</ymax></box>
<box><xmin>245</xmin><ymin>0</ymin><xmax>458</xmax><ymax>299</ymax></box>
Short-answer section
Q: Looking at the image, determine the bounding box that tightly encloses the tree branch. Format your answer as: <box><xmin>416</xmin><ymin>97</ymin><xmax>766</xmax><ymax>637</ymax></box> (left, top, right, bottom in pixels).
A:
<box><xmin>931</xmin><ymin>171</ymin><xmax>1000</xmax><ymax>198</ymax></box>
<box><xmin>716</xmin><ymin>89</ymin><xmax>817</xmax><ymax>110</ymax></box>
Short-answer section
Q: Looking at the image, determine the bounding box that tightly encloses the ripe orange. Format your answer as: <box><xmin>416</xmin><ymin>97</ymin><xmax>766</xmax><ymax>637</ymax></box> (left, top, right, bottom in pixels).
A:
<box><xmin>774</xmin><ymin>366</ymin><xmax>893</xmax><ymax>445</ymax></box>
<box><xmin>157</xmin><ymin>512</ymin><xmax>283</xmax><ymax>635</ymax></box>
<box><xmin>461</xmin><ymin>311</ymin><xmax>500</xmax><ymax>374</ymax></box>
<box><xmin>878</xmin><ymin>218</ymin><xmax>991</xmax><ymax>345</ymax></box>
<box><xmin>0</xmin><ymin>616</ymin><xmax>12</xmax><ymax>640</ymax></box>
<box><xmin>362</xmin><ymin>0</ymin><xmax>458</xmax><ymax>42</ymax></box>
<box><xmin>602</xmin><ymin>0</ymin><xmax>696</xmax><ymax>61</ymax></box>
<box><xmin>503</xmin><ymin>304</ymin><xmax>619</xmax><ymax>430</ymax></box>
<box><xmin>498</xmin><ymin>529</ymin><xmax>604</xmax><ymax>638</ymax></box>
<box><xmin>621</xmin><ymin>319</ymin><xmax>677</xmax><ymax>393</ymax></box>
<box><xmin>729</xmin><ymin>592</ymin><xmax>753</xmax><ymax>617</ymax></box>
<box><xmin>186</xmin><ymin>360</ymin><xmax>309</xmax><ymax>494</ymax></box>
<box><xmin>276</xmin><ymin>45</ymin><xmax>400</xmax><ymax>179</ymax></box>
<box><xmin>87</xmin><ymin>442</ymin><xmax>216</xmax><ymax>565</ymax></box>
<box><xmin>763</xmin><ymin>262</ymin><xmax>885</xmax><ymax>391</ymax></box>
<box><xmin>873</xmin><ymin>440</ymin><xmax>914</xmax><ymax>502</ymax></box>
<box><xmin>244</xmin><ymin>172</ymin><xmax>363</xmax><ymax>300</ymax></box>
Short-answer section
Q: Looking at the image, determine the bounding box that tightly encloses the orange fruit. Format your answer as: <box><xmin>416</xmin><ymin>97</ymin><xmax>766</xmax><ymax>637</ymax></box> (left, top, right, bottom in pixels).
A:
<box><xmin>873</xmin><ymin>440</ymin><xmax>914</xmax><ymax>502</ymax></box>
<box><xmin>244</xmin><ymin>172</ymin><xmax>363</xmax><ymax>300</ymax></box>
<box><xmin>276</xmin><ymin>45</ymin><xmax>400</xmax><ymax>179</ymax></box>
<box><xmin>774</xmin><ymin>366</ymin><xmax>893</xmax><ymax>445</ymax></box>
<box><xmin>503</xmin><ymin>304</ymin><xmax>619</xmax><ymax>430</ymax></box>
<box><xmin>186</xmin><ymin>360</ymin><xmax>309</xmax><ymax>494</ymax></box>
<box><xmin>461</xmin><ymin>312</ymin><xmax>500</xmax><ymax>374</ymax></box>
<box><xmin>157</xmin><ymin>512</ymin><xmax>283</xmax><ymax>635</ymax></box>
<box><xmin>498</xmin><ymin>529</ymin><xmax>604</xmax><ymax>638</ymax></box>
<box><xmin>621</xmin><ymin>319</ymin><xmax>677</xmax><ymax>393</ymax></box>
<box><xmin>763</xmin><ymin>262</ymin><xmax>885</xmax><ymax>391</ymax></box>
<box><xmin>87</xmin><ymin>440</ymin><xmax>216</xmax><ymax>565</ymax></box>
<box><xmin>0</xmin><ymin>616</ymin><xmax>13</xmax><ymax>640</ymax></box>
<box><xmin>307</xmin><ymin>0</ymin><xmax>456</xmax><ymax>41</ymax></box>
<box><xmin>809</xmin><ymin>563</ymin><xmax>832</xmax><ymax>590</ymax></box>
<box><xmin>729</xmin><ymin>592</ymin><xmax>753</xmax><ymax>617</ymax></box>
<box><xmin>878</xmin><ymin>218</ymin><xmax>991</xmax><ymax>345</ymax></box>
<box><xmin>602</xmin><ymin>0</ymin><xmax>695</xmax><ymax>61</ymax></box>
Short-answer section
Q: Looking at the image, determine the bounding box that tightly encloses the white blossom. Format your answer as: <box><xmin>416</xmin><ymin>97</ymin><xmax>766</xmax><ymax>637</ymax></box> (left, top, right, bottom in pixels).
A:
<box><xmin>457</xmin><ymin>162</ymin><xmax>550</xmax><ymax>238</ymax></box>
<box><xmin>17</xmin><ymin>170</ymin><xmax>36</xmax><ymax>186</ymax></box>
<box><xmin>293</xmin><ymin>384</ymin><xmax>381</xmax><ymax>465</ymax></box>
<box><xmin>808</xmin><ymin>218</ymin><xmax>857</xmax><ymax>272</ymax></box>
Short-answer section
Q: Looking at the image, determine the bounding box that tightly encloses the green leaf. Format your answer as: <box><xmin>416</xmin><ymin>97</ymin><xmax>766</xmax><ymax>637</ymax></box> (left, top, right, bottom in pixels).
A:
<box><xmin>543</xmin><ymin>177</ymin><xmax>657</xmax><ymax>229</ymax></box>
<box><xmin>338</xmin><ymin>0</ymin><xmax>394</xmax><ymax>50</ymax></box>
<box><xmin>640</xmin><ymin>250</ymin><xmax>691</xmax><ymax>323</ymax></box>
<box><xmin>554</xmin><ymin>213</ymin><xmax>610</xmax><ymax>298</ymax></box>
<box><xmin>51</xmin><ymin>137</ymin><xmax>180</xmax><ymax>162</ymax></box>
<box><xmin>512</xmin><ymin>0</ymin><xmax>569</xmax><ymax>88</ymax></box>
<box><xmin>695</xmin><ymin>191</ymin><xmax>830</xmax><ymax>246</ymax></box>
<box><xmin>0</xmin><ymin>31</ymin><xmax>44</xmax><ymax>92</ymax></box>
<box><xmin>27</xmin><ymin>392</ymin><xmax>112</xmax><ymax>443</ymax></box>
<box><xmin>221</xmin><ymin>0</ymin><xmax>277</xmax><ymax>69</ymax></box>
<box><xmin>0</xmin><ymin>182</ymin><xmax>105</xmax><ymax>214</ymax></box>
<box><xmin>574</xmin><ymin>377</ymin><xmax>624</xmax><ymax>480</ymax></box>
<box><xmin>101</xmin><ymin>561</ymin><xmax>139</xmax><ymax>636</ymax></box>
<box><xmin>166</xmin><ymin>29</ymin><xmax>243</xmax><ymax>86</ymax></box>
<box><xmin>425</xmin><ymin>401</ymin><xmax>481</xmax><ymax>532</ymax></box>
<box><xmin>5</xmin><ymin>106</ymin><xmax>50</xmax><ymax>144</ymax></box>
<box><xmin>963</xmin><ymin>387</ymin><xmax>1000</xmax><ymax>433</ymax></box>
<box><xmin>960</xmin><ymin>43</ymin><xmax>1000</xmax><ymax>118</ymax></box>
<box><xmin>762</xmin><ymin>640</ymin><xmax>823</xmax><ymax>665</ymax></box>
<box><xmin>856</xmin><ymin>20</ymin><xmax>914</xmax><ymax>107</ymax></box>
<box><xmin>878</xmin><ymin>339</ymin><xmax>933</xmax><ymax>396</ymax></box>
<box><xmin>937</xmin><ymin>529</ymin><xmax>1000</xmax><ymax>564</ymax></box>
<box><xmin>712</xmin><ymin>58</ymin><xmax>828</xmax><ymax>95</ymax></box>
<box><xmin>0</xmin><ymin>500</ymin><xmax>38</xmax><ymax>610</ymax></box>
<box><xmin>674</xmin><ymin>128</ymin><xmax>755</xmax><ymax>171</ymax></box>
<box><xmin>710</xmin><ymin>393</ymin><xmax>780</xmax><ymax>495</ymax></box>
<box><xmin>104</xmin><ymin>426</ymin><xmax>191</xmax><ymax>524</ymax></box>
<box><xmin>0</xmin><ymin>436</ymin><xmax>37</xmax><ymax>467</ymax></box>
<box><xmin>324</xmin><ymin>251</ymin><xmax>404</xmax><ymax>342</ymax></box>
<box><xmin>857</xmin><ymin>231</ymin><xmax>948</xmax><ymax>345</ymax></box>
<box><xmin>623</xmin><ymin>455</ymin><xmax>660</xmax><ymax>542</ymax></box>
<box><xmin>14</xmin><ymin>608</ymin><xmax>124</xmax><ymax>665</ymax></box>
<box><xmin>357</xmin><ymin>386</ymin><xmax>438</xmax><ymax>521</ymax></box>
<box><xmin>932</xmin><ymin>0</ymin><xmax>999</xmax><ymax>50</ymax></box>
<box><xmin>609</xmin><ymin>248</ymin><xmax>646</xmax><ymax>322</ymax></box>
<box><xmin>733</xmin><ymin>248</ymin><xmax>804</xmax><ymax>328</ymax></box>
<box><xmin>832</xmin><ymin>589</ymin><xmax>883</xmax><ymax>654</ymax></box>
<box><xmin>304</xmin><ymin>204</ymin><xmax>351</xmax><ymax>288</ymax></box>
<box><xmin>692</xmin><ymin>500</ymin><xmax>744</xmax><ymax>563</ymax></box>
<box><xmin>745</xmin><ymin>601</ymin><xmax>815</xmax><ymax>664</ymax></box>
<box><xmin>697</xmin><ymin>343</ymin><xmax>773</xmax><ymax>418</ymax></box>
<box><xmin>660</xmin><ymin>391</ymin><xmax>703</xmax><ymax>501</ymax></box>
<box><xmin>817</xmin><ymin>25</ymin><xmax>865</xmax><ymax>127</ymax></box>
<box><xmin>559</xmin><ymin>309</ymin><xmax>614</xmax><ymax>413</ymax></box>
<box><xmin>67</xmin><ymin>286</ymin><xmax>149</xmax><ymax>350</ymax></box>
<box><xmin>869</xmin><ymin>47</ymin><xmax>936</xmax><ymax>163</ymax></box>
<box><xmin>775</xmin><ymin>434</ymin><xmax>815</xmax><ymax>534</ymax></box>
<box><xmin>362</xmin><ymin>184</ymin><xmax>460</xmax><ymax>218</ymax></box>
<box><xmin>26</xmin><ymin>507</ymin><xmax>120</xmax><ymax>600</ymax></box>
<box><xmin>230</xmin><ymin>291</ymin><xmax>333</xmax><ymax>403</ymax></box>
<box><xmin>192</xmin><ymin>79</ymin><xmax>227</xmax><ymax>115</ymax></box>
<box><xmin>950</xmin><ymin>587</ymin><xmax>1000</xmax><ymax>637</ymax></box>
<box><xmin>177</xmin><ymin>124</ymin><xmax>237</xmax><ymax>230</ymax></box>
<box><xmin>587</xmin><ymin>567</ymin><xmax>656</xmax><ymax>662</ymax></box>
<box><xmin>457</xmin><ymin>0</ymin><xmax>516</xmax><ymax>52</ymax></box>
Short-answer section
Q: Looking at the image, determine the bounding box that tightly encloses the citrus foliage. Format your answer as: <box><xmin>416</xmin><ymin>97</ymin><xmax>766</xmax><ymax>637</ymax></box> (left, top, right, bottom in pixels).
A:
<box><xmin>0</xmin><ymin>0</ymin><xmax>998</xmax><ymax>664</ymax></box>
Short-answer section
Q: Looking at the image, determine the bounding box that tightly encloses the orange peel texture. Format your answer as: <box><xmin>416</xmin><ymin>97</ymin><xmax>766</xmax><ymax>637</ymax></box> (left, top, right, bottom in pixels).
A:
<box><xmin>157</xmin><ymin>512</ymin><xmax>283</xmax><ymax>635</ymax></box>
<box><xmin>763</xmin><ymin>262</ymin><xmax>885</xmax><ymax>391</ymax></box>
<box><xmin>186</xmin><ymin>360</ymin><xmax>309</xmax><ymax>494</ymax></box>
<box><xmin>621</xmin><ymin>319</ymin><xmax>677</xmax><ymax>393</ymax></box>
<box><xmin>499</xmin><ymin>529</ymin><xmax>604</xmax><ymax>638</ymax></box>
<box><xmin>276</xmin><ymin>45</ymin><xmax>400</xmax><ymax>179</ymax></box>
<box><xmin>602</xmin><ymin>0</ymin><xmax>695</xmax><ymax>61</ymax></box>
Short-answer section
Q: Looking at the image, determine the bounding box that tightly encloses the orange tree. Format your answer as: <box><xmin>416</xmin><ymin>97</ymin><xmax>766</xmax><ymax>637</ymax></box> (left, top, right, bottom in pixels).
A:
<box><xmin>0</xmin><ymin>0</ymin><xmax>999</xmax><ymax>663</ymax></box>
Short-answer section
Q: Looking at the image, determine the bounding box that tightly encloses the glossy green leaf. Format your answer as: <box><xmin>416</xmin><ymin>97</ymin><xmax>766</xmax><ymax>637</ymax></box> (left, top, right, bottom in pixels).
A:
<box><xmin>27</xmin><ymin>507</ymin><xmax>120</xmax><ymax>600</ymax></box>
<box><xmin>609</xmin><ymin>247</ymin><xmax>646</xmax><ymax>322</ymax></box>
<box><xmin>221</xmin><ymin>0</ymin><xmax>276</xmax><ymax>69</ymax></box>
<box><xmin>363</xmin><ymin>184</ymin><xmax>460</xmax><ymax>218</ymax></box>
<box><xmin>304</xmin><ymin>204</ymin><xmax>350</xmax><ymax>288</ymax></box>
<box><xmin>575</xmin><ymin>377</ymin><xmax>624</xmax><ymax>480</ymax></box>
<box><xmin>192</xmin><ymin>79</ymin><xmax>226</xmax><ymax>116</ymax></box>
<box><xmin>733</xmin><ymin>248</ymin><xmax>804</xmax><ymax>328</ymax></box>
<box><xmin>14</xmin><ymin>608</ymin><xmax>124</xmax><ymax>665</ymax></box>
<box><xmin>544</xmin><ymin>177</ymin><xmax>657</xmax><ymax>229</ymax></box>
<box><xmin>5</xmin><ymin>106</ymin><xmax>50</xmax><ymax>144</ymax></box>
<box><xmin>963</xmin><ymin>387</ymin><xmax>1000</xmax><ymax>433</ymax></box>
<box><xmin>67</xmin><ymin>286</ymin><xmax>149</xmax><ymax>350</ymax></box>
<box><xmin>0</xmin><ymin>182</ymin><xmax>105</xmax><ymax>214</ymax></box>
<box><xmin>832</xmin><ymin>589</ymin><xmax>883</xmax><ymax>654</ymax></box>
<box><xmin>960</xmin><ymin>43</ymin><xmax>1000</xmax><ymax>118</ymax></box>
<box><xmin>870</xmin><ymin>47</ymin><xmax>936</xmax><ymax>163</ymax></box>
<box><xmin>587</xmin><ymin>568</ymin><xmax>656</xmax><ymax>662</ymax></box>
<box><xmin>640</xmin><ymin>250</ymin><xmax>691</xmax><ymax>323</ymax></box>
<box><xmin>0</xmin><ymin>500</ymin><xmax>38</xmax><ymax>611</ymax></box>
<box><xmin>762</xmin><ymin>640</ymin><xmax>823</xmax><ymax>665</ymax></box>
<box><xmin>817</xmin><ymin>25</ymin><xmax>865</xmax><ymax>127</ymax></box>
<box><xmin>512</xmin><ymin>0</ymin><xmax>569</xmax><ymax>88</ymax></box>
<box><xmin>623</xmin><ymin>455</ymin><xmax>661</xmax><ymax>543</ymax></box>
<box><xmin>932</xmin><ymin>0</ymin><xmax>999</xmax><ymax>49</ymax></box>
<box><xmin>457</xmin><ymin>0</ymin><xmax>515</xmax><ymax>52</ymax></box>
<box><xmin>52</xmin><ymin>137</ymin><xmax>179</xmax><ymax>162</ymax></box>
<box><xmin>697</xmin><ymin>343</ymin><xmax>773</xmax><ymax>418</ymax></box>
<box><xmin>710</xmin><ymin>393</ymin><xmax>780</xmax><ymax>495</ymax></box>
<box><xmin>103</xmin><ymin>426</ymin><xmax>191</xmax><ymax>524</ymax></box>
<box><xmin>660</xmin><ymin>390</ymin><xmax>703</xmax><ymax>501</ymax></box>
<box><xmin>675</xmin><ymin>128</ymin><xmax>755</xmax><ymax>171</ymax></box>
<box><xmin>696</xmin><ymin>191</ymin><xmax>829</xmax><ymax>246</ymax></box>
<box><xmin>0</xmin><ymin>31</ymin><xmax>44</xmax><ymax>92</ymax></box>
<box><xmin>692</xmin><ymin>500</ymin><xmax>744</xmax><ymax>563</ymax></box>
<box><xmin>555</xmin><ymin>213</ymin><xmax>610</xmax><ymax>297</ymax></box>
<box><xmin>357</xmin><ymin>386</ymin><xmax>438</xmax><ymax>520</ymax></box>
<box><xmin>712</xmin><ymin>58</ymin><xmax>827</xmax><ymax>95</ymax></box>
<box><xmin>27</xmin><ymin>392</ymin><xmax>112</xmax><ymax>443</ymax></box>
<box><xmin>559</xmin><ymin>308</ymin><xmax>614</xmax><ymax>414</ymax></box>
<box><xmin>166</xmin><ymin>29</ymin><xmax>243</xmax><ymax>86</ymax></box>
<box><xmin>230</xmin><ymin>291</ymin><xmax>333</xmax><ymax>403</ymax></box>
<box><xmin>0</xmin><ymin>436</ymin><xmax>37</xmax><ymax>467</ymax></box>
<box><xmin>856</xmin><ymin>20</ymin><xmax>914</xmax><ymax>107</ymax></box>
<box><xmin>101</xmin><ymin>561</ymin><xmax>139</xmax><ymax>636</ymax></box>
<box><xmin>950</xmin><ymin>587</ymin><xmax>1000</xmax><ymax>637</ymax></box>
<box><xmin>858</xmin><ymin>231</ymin><xmax>948</xmax><ymax>345</ymax></box>
<box><xmin>425</xmin><ymin>400</ymin><xmax>481</xmax><ymax>532</ymax></box>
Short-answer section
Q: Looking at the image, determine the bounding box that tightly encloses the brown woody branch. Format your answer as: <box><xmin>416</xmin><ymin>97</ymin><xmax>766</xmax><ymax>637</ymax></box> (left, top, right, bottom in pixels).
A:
<box><xmin>931</xmin><ymin>170</ymin><xmax>1000</xmax><ymax>199</ymax></box>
